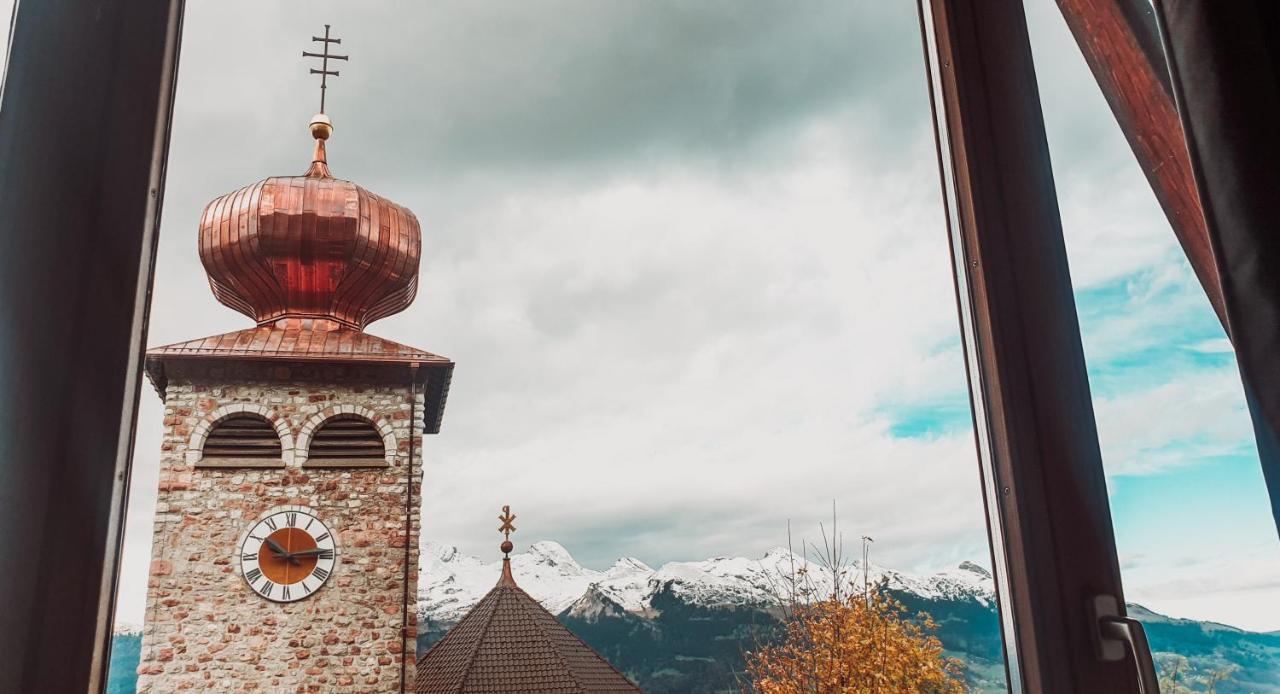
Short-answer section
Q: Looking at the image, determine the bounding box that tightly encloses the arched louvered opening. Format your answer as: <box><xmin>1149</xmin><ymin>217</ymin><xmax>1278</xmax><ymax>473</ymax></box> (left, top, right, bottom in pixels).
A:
<box><xmin>305</xmin><ymin>414</ymin><xmax>388</xmax><ymax>467</ymax></box>
<box><xmin>198</xmin><ymin>414</ymin><xmax>283</xmax><ymax>467</ymax></box>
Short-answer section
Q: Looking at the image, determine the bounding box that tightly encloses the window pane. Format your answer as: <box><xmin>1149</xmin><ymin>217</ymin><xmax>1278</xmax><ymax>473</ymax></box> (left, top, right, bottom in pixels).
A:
<box><xmin>107</xmin><ymin>2</ymin><xmax>1013</xmax><ymax>691</ymax></box>
<box><xmin>1026</xmin><ymin>1</ymin><xmax>1280</xmax><ymax>688</ymax></box>
<box><xmin>0</xmin><ymin>0</ymin><xmax>15</xmax><ymax>88</ymax></box>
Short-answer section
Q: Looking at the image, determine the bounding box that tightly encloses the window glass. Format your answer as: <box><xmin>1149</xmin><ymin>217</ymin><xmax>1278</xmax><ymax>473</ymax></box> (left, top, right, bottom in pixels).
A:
<box><xmin>107</xmin><ymin>2</ymin><xmax>1013</xmax><ymax>691</ymax></box>
<box><xmin>1026</xmin><ymin>1</ymin><xmax>1280</xmax><ymax>688</ymax></box>
<box><xmin>0</xmin><ymin>0</ymin><xmax>16</xmax><ymax>91</ymax></box>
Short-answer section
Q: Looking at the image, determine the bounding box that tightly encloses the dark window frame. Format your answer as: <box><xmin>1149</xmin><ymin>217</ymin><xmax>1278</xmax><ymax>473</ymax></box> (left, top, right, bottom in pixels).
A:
<box><xmin>0</xmin><ymin>0</ymin><xmax>1166</xmax><ymax>690</ymax></box>
<box><xmin>919</xmin><ymin>1</ymin><xmax>1134</xmax><ymax>689</ymax></box>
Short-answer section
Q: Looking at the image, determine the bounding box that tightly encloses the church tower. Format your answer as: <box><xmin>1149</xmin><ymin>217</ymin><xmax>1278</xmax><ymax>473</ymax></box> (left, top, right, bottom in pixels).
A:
<box><xmin>136</xmin><ymin>37</ymin><xmax>452</xmax><ymax>690</ymax></box>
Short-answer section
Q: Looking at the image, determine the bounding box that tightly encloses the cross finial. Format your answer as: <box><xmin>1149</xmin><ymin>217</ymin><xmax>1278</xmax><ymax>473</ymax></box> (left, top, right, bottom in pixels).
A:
<box><xmin>496</xmin><ymin>505</ymin><xmax>519</xmax><ymax>586</ymax></box>
<box><xmin>302</xmin><ymin>24</ymin><xmax>348</xmax><ymax>114</ymax></box>
<box><xmin>498</xmin><ymin>505</ymin><xmax>517</xmax><ymax>557</ymax></box>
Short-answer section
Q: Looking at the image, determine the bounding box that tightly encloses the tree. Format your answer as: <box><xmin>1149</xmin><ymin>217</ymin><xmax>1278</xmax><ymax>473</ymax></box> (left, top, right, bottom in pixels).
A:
<box><xmin>1157</xmin><ymin>654</ymin><xmax>1238</xmax><ymax>694</ymax></box>
<box><xmin>743</xmin><ymin>510</ymin><xmax>965</xmax><ymax>693</ymax></box>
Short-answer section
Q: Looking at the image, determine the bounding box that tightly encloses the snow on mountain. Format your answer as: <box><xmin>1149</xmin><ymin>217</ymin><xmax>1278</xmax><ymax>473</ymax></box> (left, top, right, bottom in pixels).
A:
<box><xmin>419</xmin><ymin>540</ymin><xmax>654</xmax><ymax>621</ymax></box>
<box><xmin>594</xmin><ymin>556</ymin><xmax>654</xmax><ymax>613</ymax></box>
<box><xmin>418</xmin><ymin>540</ymin><xmax>995</xmax><ymax>624</ymax></box>
<box><xmin>563</xmin><ymin>585</ymin><xmax>634</xmax><ymax>621</ymax></box>
<box><xmin>419</xmin><ymin>541</ymin><xmax>493</xmax><ymax>623</ymax></box>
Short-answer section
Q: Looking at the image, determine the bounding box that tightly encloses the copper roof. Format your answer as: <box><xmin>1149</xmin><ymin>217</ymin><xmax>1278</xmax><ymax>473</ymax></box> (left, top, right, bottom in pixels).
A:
<box><xmin>416</xmin><ymin>561</ymin><xmax>640</xmax><ymax>693</ymax></box>
<box><xmin>198</xmin><ymin>131</ymin><xmax>421</xmax><ymax>331</ymax></box>
<box><xmin>146</xmin><ymin>318</ymin><xmax>450</xmax><ymax>364</ymax></box>
<box><xmin>144</xmin><ymin>318</ymin><xmax>453</xmax><ymax>433</ymax></box>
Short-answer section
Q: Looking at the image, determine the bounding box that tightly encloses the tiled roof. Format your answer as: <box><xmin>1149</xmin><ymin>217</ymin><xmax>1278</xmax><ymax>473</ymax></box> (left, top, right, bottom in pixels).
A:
<box><xmin>416</xmin><ymin>562</ymin><xmax>640</xmax><ymax>693</ymax></box>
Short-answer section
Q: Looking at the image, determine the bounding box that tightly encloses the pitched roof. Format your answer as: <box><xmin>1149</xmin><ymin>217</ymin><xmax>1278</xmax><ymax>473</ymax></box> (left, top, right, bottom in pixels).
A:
<box><xmin>145</xmin><ymin>319</ymin><xmax>451</xmax><ymax>365</ymax></box>
<box><xmin>416</xmin><ymin>561</ymin><xmax>640</xmax><ymax>693</ymax></box>
<box><xmin>144</xmin><ymin>318</ymin><xmax>453</xmax><ymax>433</ymax></box>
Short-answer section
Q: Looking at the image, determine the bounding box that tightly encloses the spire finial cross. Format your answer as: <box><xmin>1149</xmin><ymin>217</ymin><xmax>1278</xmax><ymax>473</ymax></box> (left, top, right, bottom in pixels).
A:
<box><xmin>498</xmin><ymin>506</ymin><xmax>517</xmax><ymax>541</ymax></box>
<box><xmin>496</xmin><ymin>505</ymin><xmax>519</xmax><ymax>584</ymax></box>
<box><xmin>302</xmin><ymin>24</ymin><xmax>348</xmax><ymax>114</ymax></box>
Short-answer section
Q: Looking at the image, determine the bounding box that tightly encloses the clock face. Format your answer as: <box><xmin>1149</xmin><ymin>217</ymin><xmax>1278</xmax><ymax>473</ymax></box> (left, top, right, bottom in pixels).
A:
<box><xmin>239</xmin><ymin>508</ymin><xmax>337</xmax><ymax>603</ymax></box>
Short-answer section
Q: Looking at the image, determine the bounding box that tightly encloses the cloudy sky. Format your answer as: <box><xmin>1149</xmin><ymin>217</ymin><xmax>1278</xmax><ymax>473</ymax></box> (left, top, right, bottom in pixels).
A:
<box><xmin>84</xmin><ymin>0</ymin><xmax>1278</xmax><ymax>634</ymax></box>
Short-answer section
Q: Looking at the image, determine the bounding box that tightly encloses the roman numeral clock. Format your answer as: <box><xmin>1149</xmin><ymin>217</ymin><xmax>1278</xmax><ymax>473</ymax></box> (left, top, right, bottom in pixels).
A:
<box><xmin>239</xmin><ymin>507</ymin><xmax>337</xmax><ymax>603</ymax></box>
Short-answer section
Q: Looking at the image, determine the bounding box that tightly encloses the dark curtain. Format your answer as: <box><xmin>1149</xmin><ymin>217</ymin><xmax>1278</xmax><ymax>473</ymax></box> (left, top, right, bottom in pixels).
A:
<box><xmin>1158</xmin><ymin>0</ymin><xmax>1280</xmax><ymax>538</ymax></box>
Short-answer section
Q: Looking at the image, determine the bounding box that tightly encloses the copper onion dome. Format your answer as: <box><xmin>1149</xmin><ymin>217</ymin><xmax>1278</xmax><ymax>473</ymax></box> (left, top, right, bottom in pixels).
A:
<box><xmin>198</xmin><ymin>115</ymin><xmax>420</xmax><ymax>331</ymax></box>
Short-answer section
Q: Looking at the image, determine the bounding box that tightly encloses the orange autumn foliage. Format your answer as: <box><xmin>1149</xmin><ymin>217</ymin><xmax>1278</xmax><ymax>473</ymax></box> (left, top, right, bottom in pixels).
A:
<box><xmin>745</xmin><ymin>585</ymin><xmax>965</xmax><ymax>693</ymax></box>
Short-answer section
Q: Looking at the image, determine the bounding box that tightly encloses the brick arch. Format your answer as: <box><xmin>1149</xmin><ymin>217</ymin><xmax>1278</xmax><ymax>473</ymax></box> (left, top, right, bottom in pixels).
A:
<box><xmin>296</xmin><ymin>404</ymin><xmax>396</xmax><ymax>466</ymax></box>
<box><xmin>187</xmin><ymin>403</ymin><xmax>294</xmax><ymax>465</ymax></box>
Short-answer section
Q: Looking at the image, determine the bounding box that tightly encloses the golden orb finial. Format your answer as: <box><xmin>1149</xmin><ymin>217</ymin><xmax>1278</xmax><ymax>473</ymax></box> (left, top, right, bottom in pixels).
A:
<box><xmin>305</xmin><ymin>114</ymin><xmax>334</xmax><ymax>179</ymax></box>
<box><xmin>309</xmin><ymin>113</ymin><xmax>333</xmax><ymax>141</ymax></box>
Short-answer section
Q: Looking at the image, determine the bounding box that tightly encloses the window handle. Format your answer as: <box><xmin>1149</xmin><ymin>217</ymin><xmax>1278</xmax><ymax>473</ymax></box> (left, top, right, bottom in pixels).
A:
<box><xmin>1091</xmin><ymin>594</ymin><xmax>1160</xmax><ymax>693</ymax></box>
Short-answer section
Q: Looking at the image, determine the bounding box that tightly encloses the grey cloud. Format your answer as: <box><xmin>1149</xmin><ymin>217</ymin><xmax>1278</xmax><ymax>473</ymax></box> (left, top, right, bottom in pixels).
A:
<box><xmin>178</xmin><ymin>0</ymin><xmax>928</xmax><ymax>181</ymax></box>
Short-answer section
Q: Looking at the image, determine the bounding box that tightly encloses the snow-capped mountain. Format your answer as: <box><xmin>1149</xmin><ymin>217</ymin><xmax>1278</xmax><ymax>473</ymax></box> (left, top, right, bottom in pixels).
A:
<box><xmin>418</xmin><ymin>539</ymin><xmax>995</xmax><ymax>624</ymax></box>
<box><xmin>113</xmin><ymin>622</ymin><xmax>143</xmax><ymax>637</ymax></box>
<box><xmin>419</xmin><ymin>540</ymin><xmax>653</xmax><ymax>620</ymax></box>
<box><xmin>412</xmin><ymin>542</ymin><xmax>1280</xmax><ymax>693</ymax></box>
<box><xmin>106</xmin><ymin>542</ymin><xmax>1280</xmax><ymax>694</ymax></box>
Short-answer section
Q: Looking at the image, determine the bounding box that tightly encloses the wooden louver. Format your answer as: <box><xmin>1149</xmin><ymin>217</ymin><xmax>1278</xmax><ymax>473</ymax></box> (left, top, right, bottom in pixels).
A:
<box><xmin>308</xmin><ymin>415</ymin><xmax>385</xmax><ymax>461</ymax></box>
<box><xmin>203</xmin><ymin>414</ymin><xmax>281</xmax><ymax>459</ymax></box>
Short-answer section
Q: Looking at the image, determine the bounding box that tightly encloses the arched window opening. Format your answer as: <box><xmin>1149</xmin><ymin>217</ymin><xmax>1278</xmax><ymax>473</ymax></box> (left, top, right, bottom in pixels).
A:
<box><xmin>306</xmin><ymin>414</ymin><xmax>386</xmax><ymax>466</ymax></box>
<box><xmin>200</xmin><ymin>414</ymin><xmax>282</xmax><ymax>465</ymax></box>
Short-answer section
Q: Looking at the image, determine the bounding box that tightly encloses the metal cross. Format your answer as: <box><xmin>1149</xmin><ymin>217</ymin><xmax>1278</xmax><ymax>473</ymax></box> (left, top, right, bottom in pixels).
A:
<box><xmin>498</xmin><ymin>506</ymin><xmax>517</xmax><ymax>539</ymax></box>
<box><xmin>302</xmin><ymin>24</ymin><xmax>348</xmax><ymax>114</ymax></box>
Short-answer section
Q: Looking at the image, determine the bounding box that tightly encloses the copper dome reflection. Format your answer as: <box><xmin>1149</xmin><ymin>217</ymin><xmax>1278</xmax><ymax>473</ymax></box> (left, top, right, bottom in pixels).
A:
<box><xmin>198</xmin><ymin>123</ymin><xmax>420</xmax><ymax>332</ymax></box>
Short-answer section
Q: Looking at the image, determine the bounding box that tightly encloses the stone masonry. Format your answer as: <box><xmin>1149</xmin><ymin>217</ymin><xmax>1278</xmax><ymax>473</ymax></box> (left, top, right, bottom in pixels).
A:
<box><xmin>136</xmin><ymin>361</ymin><xmax>424</xmax><ymax>692</ymax></box>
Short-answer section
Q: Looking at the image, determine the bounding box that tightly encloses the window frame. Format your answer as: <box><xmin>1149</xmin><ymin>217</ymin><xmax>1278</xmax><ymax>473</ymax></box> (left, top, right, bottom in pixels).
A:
<box><xmin>919</xmin><ymin>0</ymin><xmax>1137</xmax><ymax>689</ymax></box>
<box><xmin>0</xmin><ymin>1</ymin><xmax>184</xmax><ymax>692</ymax></box>
<box><xmin>0</xmin><ymin>0</ymin><xmax>1143</xmax><ymax>690</ymax></box>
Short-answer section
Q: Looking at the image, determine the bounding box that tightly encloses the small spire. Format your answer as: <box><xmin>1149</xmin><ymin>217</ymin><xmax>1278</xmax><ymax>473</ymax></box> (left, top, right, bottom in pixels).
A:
<box><xmin>302</xmin><ymin>25</ymin><xmax>345</xmax><ymax>178</ymax></box>
<box><xmin>305</xmin><ymin>113</ymin><xmax>333</xmax><ymax>178</ymax></box>
<box><xmin>497</xmin><ymin>505</ymin><xmax>517</xmax><ymax>587</ymax></box>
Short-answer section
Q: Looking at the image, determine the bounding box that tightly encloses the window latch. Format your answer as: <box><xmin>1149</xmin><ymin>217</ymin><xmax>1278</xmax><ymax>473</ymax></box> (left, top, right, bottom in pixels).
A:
<box><xmin>1090</xmin><ymin>594</ymin><xmax>1159</xmax><ymax>693</ymax></box>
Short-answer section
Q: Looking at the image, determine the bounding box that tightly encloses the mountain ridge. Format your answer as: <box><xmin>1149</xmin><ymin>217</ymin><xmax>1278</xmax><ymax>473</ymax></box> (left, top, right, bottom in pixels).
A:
<box><xmin>413</xmin><ymin>540</ymin><xmax>1280</xmax><ymax>693</ymax></box>
<box><xmin>107</xmin><ymin>541</ymin><xmax>1280</xmax><ymax>693</ymax></box>
<box><xmin>418</xmin><ymin>539</ymin><xmax>994</xmax><ymax>624</ymax></box>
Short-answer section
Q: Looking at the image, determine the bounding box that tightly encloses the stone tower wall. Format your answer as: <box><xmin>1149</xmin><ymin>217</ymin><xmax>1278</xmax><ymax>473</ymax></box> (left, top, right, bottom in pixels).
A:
<box><xmin>136</xmin><ymin>361</ymin><xmax>424</xmax><ymax>692</ymax></box>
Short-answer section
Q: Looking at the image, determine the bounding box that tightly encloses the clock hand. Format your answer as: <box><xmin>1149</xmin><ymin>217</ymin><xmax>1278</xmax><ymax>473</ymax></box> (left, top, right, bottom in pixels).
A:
<box><xmin>264</xmin><ymin>537</ymin><xmax>300</xmax><ymax>566</ymax></box>
<box><xmin>289</xmin><ymin>548</ymin><xmax>331</xmax><ymax>557</ymax></box>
